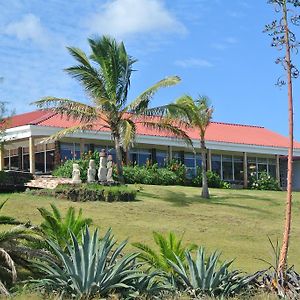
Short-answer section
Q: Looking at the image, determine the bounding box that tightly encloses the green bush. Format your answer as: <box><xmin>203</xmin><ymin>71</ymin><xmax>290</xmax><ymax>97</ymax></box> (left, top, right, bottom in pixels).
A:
<box><xmin>192</xmin><ymin>168</ymin><xmax>230</xmax><ymax>189</ymax></box>
<box><xmin>52</xmin><ymin>151</ymin><xmax>100</xmax><ymax>181</ymax></box>
<box><xmin>122</xmin><ymin>164</ymin><xmax>180</xmax><ymax>185</ymax></box>
<box><xmin>249</xmin><ymin>171</ymin><xmax>280</xmax><ymax>191</ymax></box>
<box><xmin>54</xmin><ymin>184</ymin><xmax>137</xmax><ymax>202</ymax></box>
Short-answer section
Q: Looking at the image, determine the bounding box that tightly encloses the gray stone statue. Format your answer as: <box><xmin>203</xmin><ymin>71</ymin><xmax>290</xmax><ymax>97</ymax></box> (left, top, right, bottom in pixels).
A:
<box><xmin>98</xmin><ymin>149</ymin><xmax>107</xmax><ymax>182</ymax></box>
<box><xmin>72</xmin><ymin>163</ymin><xmax>82</xmax><ymax>184</ymax></box>
<box><xmin>106</xmin><ymin>154</ymin><xmax>114</xmax><ymax>182</ymax></box>
<box><xmin>87</xmin><ymin>159</ymin><xmax>96</xmax><ymax>183</ymax></box>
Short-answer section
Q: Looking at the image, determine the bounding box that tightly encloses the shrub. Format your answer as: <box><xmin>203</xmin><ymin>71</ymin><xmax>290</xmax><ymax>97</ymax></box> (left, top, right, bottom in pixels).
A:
<box><xmin>0</xmin><ymin>171</ymin><xmax>34</xmax><ymax>192</ymax></box>
<box><xmin>54</xmin><ymin>184</ymin><xmax>137</xmax><ymax>202</ymax></box>
<box><xmin>192</xmin><ymin>168</ymin><xmax>230</xmax><ymax>189</ymax></box>
<box><xmin>38</xmin><ymin>204</ymin><xmax>92</xmax><ymax>251</ymax></box>
<box><xmin>166</xmin><ymin>160</ymin><xmax>186</xmax><ymax>185</ymax></box>
<box><xmin>249</xmin><ymin>171</ymin><xmax>280</xmax><ymax>191</ymax></box>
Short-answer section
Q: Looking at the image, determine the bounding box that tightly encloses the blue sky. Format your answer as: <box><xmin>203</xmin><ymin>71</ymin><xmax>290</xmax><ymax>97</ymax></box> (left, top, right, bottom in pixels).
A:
<box><xmin>1</xmin><ymin>0</ymin><xmax>300</xmax><ymax>140</ymax></box>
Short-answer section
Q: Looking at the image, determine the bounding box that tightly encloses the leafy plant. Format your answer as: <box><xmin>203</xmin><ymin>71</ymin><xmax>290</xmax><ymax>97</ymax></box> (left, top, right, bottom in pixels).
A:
<box><xmin>32</xmin><ymin>227</ymin><xmax>154</xmax><ymax>299</ymax></box>
<box><xmin>0</xmin><ymin>200</ymin><xmax>47</xmax><ymax>295</ymax></box>
<box><xmin>133</xmin><ymin>232</ymin><xmax>196</xmax><ymax>275</ymax></box>
<box><xmin>192</xmin><ymin>169</ymin><xmax>230</xmax><ymax>189</ymax></box>
<box><xmin>38</xmin><ymin>204</ymin><xmax>92</xmax><ymax>251</ymax></box>
<box><xmin>249</xmin><ymin>171</ymin><xmax>280</xmax><ymax>191</ymax></box>
<box><xmin>168</xmin><ymin>247</ymin><xmax>255</xmax><ymax>298</ymax></box>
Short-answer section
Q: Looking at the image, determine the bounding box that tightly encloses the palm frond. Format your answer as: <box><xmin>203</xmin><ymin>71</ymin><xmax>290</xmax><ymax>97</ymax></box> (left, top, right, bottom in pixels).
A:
<box><xmin>118</xmin><ymin>118</ymin><xmax>136</xmax><ymax>150</ymax></box>
<box><xmin>66</xmin><ymin>47</ymin><xmax>108</xmax><ymax>100</ymax></box>
<box><xmin>0</xmin><ymin>248</ymin><xmax>17</xmax><ymax>283</ymax></box>
<box><xmin>41</xmin><ymin>123</ymin><xmax>95</xmax><ymax>143</ymax></box>
<box><xmin>125</xmin><ymin>76</ymin><xmax>181</xmax><ymax>114</ymax></box>
<box><xmin>34</xmin><ymin>97</ymin><xmax>98</xmax><ymax>123</ymax></box>
<box><xmin>139</xmin><ymin>120</ymin><xmax>193</xmax><ymax>148</ymax></box>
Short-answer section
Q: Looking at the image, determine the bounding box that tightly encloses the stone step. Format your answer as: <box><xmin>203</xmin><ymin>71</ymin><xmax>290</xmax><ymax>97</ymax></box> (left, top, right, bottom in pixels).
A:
<box><xmin>25</xmin><ymin>175</ymin><xmax>72</xmax><ymax>190</ymax></box>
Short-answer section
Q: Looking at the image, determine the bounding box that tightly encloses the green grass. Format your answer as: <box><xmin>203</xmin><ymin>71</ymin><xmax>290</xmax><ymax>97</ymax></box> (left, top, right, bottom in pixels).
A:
<box><xmin>1</xmin><ymin>185</ymin><xmax>300</xmax><ymax>273</ymax></box>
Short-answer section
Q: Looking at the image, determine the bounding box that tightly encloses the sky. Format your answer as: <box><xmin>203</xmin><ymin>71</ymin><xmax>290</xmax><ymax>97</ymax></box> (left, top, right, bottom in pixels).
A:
<box><xmin>1</xmin><ymin>0</ymin><xmax>300</xmax><ymax>140</ymax></box>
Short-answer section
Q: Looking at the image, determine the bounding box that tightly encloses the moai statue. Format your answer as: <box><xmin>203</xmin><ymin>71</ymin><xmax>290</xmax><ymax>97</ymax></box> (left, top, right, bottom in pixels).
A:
<box><xmin>87</xmin><ymin>159</ymin><xmax>96</xmax><ymax>183</ymax></box>
<box><xmin>98</xmin><ymin>149</ymin><xmax>107</xmax><ymax>182</ymax></box>
<box><xmin>72</xmin><ymin>163</ymin><xmax>82</xmax><ymax>184</ymax></box>
<box><xmin>106</xmin><ymin>154</ymin><xmax>114</xmax><ymax>183</ymax></box>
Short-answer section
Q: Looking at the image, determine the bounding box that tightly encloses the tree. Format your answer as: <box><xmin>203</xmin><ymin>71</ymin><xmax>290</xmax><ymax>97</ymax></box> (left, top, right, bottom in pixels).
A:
<box><xmin>264</xmin><ymin>0</ymin><xmax>300</xmax><ymax>274</ymax></box>
<box><xmin>165</xmin><ymin>95</ymin><xmax>213</xmax><ymax>198</ymax></box>
<box><xmin>34</xmin><ymin>36</ymin><xmax>191</xmax><ymax>183</ymax></box>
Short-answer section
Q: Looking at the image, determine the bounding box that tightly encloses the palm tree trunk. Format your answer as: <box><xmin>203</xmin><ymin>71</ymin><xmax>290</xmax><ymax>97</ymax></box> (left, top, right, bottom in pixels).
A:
<box><xmin>201</xmin><ymin>139</ymin><xmax>209</xmax><ymax>199</ymax></box>
<box><xmin>114</xmin><ymin>137</ymin><xmax>125</xmax><ymax>184</ymax></box>
<box><xmin>278</xmin><ymin>1</ymin><xmax>294</xmax><ymax>274</ymax></box>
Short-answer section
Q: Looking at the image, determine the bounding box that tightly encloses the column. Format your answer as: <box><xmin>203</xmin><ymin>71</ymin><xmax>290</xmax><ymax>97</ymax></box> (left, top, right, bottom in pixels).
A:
<box><xmin>207</xmin><ymin>149</ymin><xmax>212</xmax><ymax>171</ymax></box>
<box><xmin>151</xmin><ymin>148</ymin><xmax>157</xmax><ymax>164</ymax></box>
<box><xmin>276</xmin><ymin>154</ymin><xmax>280</xmax><ymax>184</ymax></box>
<box><xmin>243</xmin><ymin>152</ymin><xmax>248</xmax><ymax>189</ymax></box>
<box><xmin>0</xmin><ymin>143</ymin><xmax>4</xmax><ymax>171</ymax></box>
<box><xmin>29</xmin><ymin>136</ymin><xmax>35</xmax><ymax>174</ymax></box>
<box><xmin>54</xmin><ymin>141</ymin><xmax>61</xmax><ymax>168</ymax></box>
<box><xmin>80</xmin><ymin>140</ymin><xmax>85</xmax><ymax>158</ymax></box>
<box><xmin>167</xmin><ymin>146</ymin><xmax>172</xmax><ymax>162</ymax></box>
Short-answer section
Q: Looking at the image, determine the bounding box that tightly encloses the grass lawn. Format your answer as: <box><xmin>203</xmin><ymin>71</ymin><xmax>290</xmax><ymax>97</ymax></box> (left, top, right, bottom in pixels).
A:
<box><xmin>1</xmin><ymin>185</ymin><xmax>300</xmax><ymax>273</ymax></box>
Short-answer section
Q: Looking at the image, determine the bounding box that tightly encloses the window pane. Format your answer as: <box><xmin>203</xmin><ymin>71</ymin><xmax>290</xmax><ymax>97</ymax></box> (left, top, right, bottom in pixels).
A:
<box><xmin>184</xmin><ymin>154</ymin><xmax>195</xmax><ymax>168</ymax></box>
<box><xmin>234</xmin><ymin>156</ymin><xmax>243</xmax><ymax>162</ymax></box>
<box><xmin>234</xmin><ymin>162</ymin><xmax>243</xmax><ymax>181</ymax></box>
<box><xmin>223</xmin><ymin>161</ymin><xmax>233</xmax><ymax>180</ymax></box>
<box><xmin>35</xmin><ymin>152</ymin><xmax>44</xmax><ymax>173</ymax></box>
<box><xmin>46</xmin><ymin>151</ymin><xmax>55</xmax><ymax>172</ymax></box>
<box><xmin>257</xmin><ymin>157</ymin><xmax>267</xmax><ymax>164</ymax></box>
<box><xmin>212</xmin><ymin>155</ymin><xmax>221</xmax><ymax>176</ymax></box>
<box><xmin>157</xmin><ymin>151</ymin><xmax>167</xmax><ymax>167</ymax></box>
<box><xmin>269</xmin><ymin>164</ymin><xmax>276</xmax><ymax>178</ymax></box>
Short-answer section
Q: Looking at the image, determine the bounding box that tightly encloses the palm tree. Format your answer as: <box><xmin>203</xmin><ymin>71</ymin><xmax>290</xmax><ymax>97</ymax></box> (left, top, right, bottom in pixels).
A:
<box><xmin>165</xmin><ymin>95</ymin><xmax>213</xmax><ymax>198</ymax></box>
<box><xmin>34</xmin><ymin>36</ymin><xmax>191</xmax><ymax>183</ymax></box>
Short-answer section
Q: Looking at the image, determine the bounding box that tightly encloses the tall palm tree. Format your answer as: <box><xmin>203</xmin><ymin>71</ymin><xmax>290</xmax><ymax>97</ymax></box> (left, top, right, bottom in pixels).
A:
<box><xmin>34</xmin><ymin>36</ymin><xmax>191</xmax><ymax>183</ymax></box>
<box><xmin>164</xmin><ymin>95</ymin><xmax>213</xmax><ymax>198</ymax></box>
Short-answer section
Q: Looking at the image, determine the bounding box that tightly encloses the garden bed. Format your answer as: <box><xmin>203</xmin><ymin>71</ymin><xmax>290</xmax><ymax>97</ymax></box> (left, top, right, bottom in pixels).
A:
<box><xmin>28</xmin><ymin>183</ymin><xmax>137</xmax><ymax>202</ymax></box>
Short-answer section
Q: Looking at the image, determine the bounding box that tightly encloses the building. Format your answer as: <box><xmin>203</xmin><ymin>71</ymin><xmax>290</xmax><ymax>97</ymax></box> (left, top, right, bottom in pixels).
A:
<box><xmin>1</xmin><ymin>110</ymin><xmax>300</xmax><ymax>190</ymax></box>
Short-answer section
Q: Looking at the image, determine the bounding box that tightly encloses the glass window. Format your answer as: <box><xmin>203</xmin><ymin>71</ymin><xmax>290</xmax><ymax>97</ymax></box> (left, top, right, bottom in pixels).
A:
<box><xmin>60</xmin><ymin>143</ymin><xmax>74</xmax><ymax>161</ymax></box>
<box><xmin>138</xmin><ymin>150</ymin><xmax>151</xmax><ymax>166</ymax></box>
<box><xmin>46</xmin><ymin>151</ymin><xmax>55</xmax><ymax>172</ymax></box>
<box><xmin>35</xmin><ymin>152</ymin><xmax>44</xmax><ymax>173</ymax></box>
<box><xmin>23</xmin><ymin>154</ymin><xmax>29</xmax><ymax>172</ymax></box>
<box><xmin>184</xmin><ymin>153</ymin><xmax>195</xmax><ymax>168</ymax></box>
<box><xmin>212</xmin><ymin>155</ymin><xmax>221</xmax><ymax>176</ymax></box>
<box><xmin>156</xmin><ymin>151</ymin><xmax>167</xmax><ymax>167</ymax></box>
<box><xmin>258</xmin><ymin>164</ymin><xmax>268</xmax><ymax>176</ymax></box>
<box><xmin>222</xmin><ymin>155</ymin><xmax>233</xmax><ymax>181</ymax></box>
<box><xmin>269</xmin><ymin>164</ymin><xmax>276</xmax><ymax>178</ymax></box>
<box><xmin>234</xmin><ymin>162</ymin><xmax>243</xmax><ymax>181</ymax></box>
<box><xmin>195</xmin><ymin>154</ymin><xmax>202</xmax><ymax>168</ymax></box>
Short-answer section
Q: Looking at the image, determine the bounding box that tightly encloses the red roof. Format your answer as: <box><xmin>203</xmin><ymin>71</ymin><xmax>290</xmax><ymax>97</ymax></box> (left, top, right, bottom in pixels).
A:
<box><xmin>5</xmin><ymin>110</ymin><xmax>300</xmax><ymax>149</ymax></box>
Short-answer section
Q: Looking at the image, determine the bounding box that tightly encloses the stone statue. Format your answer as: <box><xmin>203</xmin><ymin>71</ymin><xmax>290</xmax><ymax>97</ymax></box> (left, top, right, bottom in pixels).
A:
<box><xmin>72</xmin><ymin>163</ymin><xmax>82</xmax><ymax>184</ymax></box>
<box><xmin>87</xmin><ymin>159</ymin><xmax>96</xmax><ymax>183</ymax></box>
<box><xmin>98</xmin><ymin>149</ymin><xmax>107</xmax><ymax>182</ymax></box>
<box><xmin>106</xmin><ymin>154</ymin><xmax>114</xmax><ymax>183</ymax></box>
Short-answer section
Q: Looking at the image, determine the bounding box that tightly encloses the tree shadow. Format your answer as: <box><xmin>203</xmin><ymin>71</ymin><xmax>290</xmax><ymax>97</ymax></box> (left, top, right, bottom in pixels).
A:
<box><xmin>138</xmin><ymin>189</ymin><xmax>274</xmax><ymax>214</ymax></box>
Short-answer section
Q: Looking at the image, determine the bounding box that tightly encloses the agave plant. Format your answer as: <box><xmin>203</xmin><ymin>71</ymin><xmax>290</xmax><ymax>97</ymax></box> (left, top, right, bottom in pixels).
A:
<box><xmin>33</xmin><ymin>227</ymin><xmax>161</xmax><ymax>299</ymax></box>
<box><xmin>168</xmin><ymin>247</ymin><xmax>255</xmax><ymax>298</ymax></box>
<box><xmin>38</xmin><ymin>204</ymin><xmax>92</xmax><ymax>251</ymax></box>
<box><xmin>133</xmin><ymin>231</ymin><xmax>196</xmax><ymax>274</ymax></box>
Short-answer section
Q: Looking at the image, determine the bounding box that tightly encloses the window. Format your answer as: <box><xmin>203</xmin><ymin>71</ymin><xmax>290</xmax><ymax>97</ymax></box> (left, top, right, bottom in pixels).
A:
<box><xmin>156</xmin><ymin>151</ymin><xmax>167</xmax><ymax>167</ymax></box>
<box><xmin>233</xmin><ymin>156</ymin><xmax>243</xmax><ymax>182</ymax></box>
<box><xmin>184</xmin><ymin>153</ymin><xmax>196</xmax><ymax>178</ymax></box>
<box><xmin>222</xmin><ymin>155</ymin><xmax>233</xmax><ymax>181</ymax></box>
<box><xmin>212</xmin><ymin>155</ymin><xmax>221</xmax><ymax>176</ymax></box>
<box><xmin>138</xmin><ymin>149</ymin><xmax>151</xmax><ymax>165</ymax></box>
<box><xmin>60</xmin><ymin>143</ymin><xmax>80</xmax><ymax>161</ymax></box>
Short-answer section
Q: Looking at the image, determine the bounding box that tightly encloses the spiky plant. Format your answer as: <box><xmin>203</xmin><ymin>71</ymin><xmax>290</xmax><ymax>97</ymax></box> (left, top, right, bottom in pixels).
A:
<box><xmin>168</xmin><ymin>247</ymin><xmax>256</xmax><ymax>298</ymax></box>
<box><xmin>133</xmin><ymin>231</ymin><xmax>196</xmax><ymax>275</ymax></box>
<box><xmin>34</xmin><ymin>36</ymin><xmax>192</xmax><ymax>183</ymax></box>
<box><xmin>32</xmin><ymin>227</ymin><xmax>166</xmax><ymax>299</ymax></box>
<box><xmin>38</xmin><ymin>204</ymin><xmax>92</xmax><ymax>251</ymax></box>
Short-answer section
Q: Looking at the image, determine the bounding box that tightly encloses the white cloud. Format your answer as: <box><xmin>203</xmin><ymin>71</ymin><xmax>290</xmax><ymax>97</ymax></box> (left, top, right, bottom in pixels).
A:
<box><xmin>86</xmin><ymin>0</ymin><xmax>187</xmax><ymax>38</ymax></box>
<box><xmin>3</xmin><ymin>14</ymin><xmax>48</xmax><ymax>45</ymax></box>
<box><xmin>175</xmin><ymin>58</ymin><xmax>214</xmax><ymax>68</ymax></box>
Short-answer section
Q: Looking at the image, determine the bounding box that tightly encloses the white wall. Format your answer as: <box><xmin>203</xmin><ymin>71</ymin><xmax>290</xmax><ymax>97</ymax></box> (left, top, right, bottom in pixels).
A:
<box><xmin>293</xmin><ymin>161</ymin><xmax>300</xmax><ymax>191</ymax></box>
